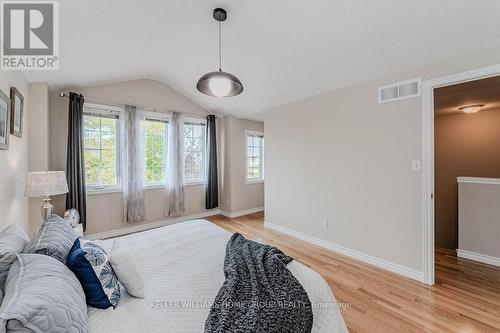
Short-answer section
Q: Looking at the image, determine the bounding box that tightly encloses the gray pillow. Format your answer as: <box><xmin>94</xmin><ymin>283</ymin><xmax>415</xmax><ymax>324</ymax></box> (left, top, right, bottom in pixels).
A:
<box><xmin>23</xmin><ymin>215</ymin><xmax>78</xmax><ymax>264</ymax></box>
<box><xmin>0</xmin><ymin>224</ymin><xmax>29</xmax><ymax>293</ymax></box>
<box><xmin>0</xmin><ymin>253</ymin><xmax>88</xmax><ymax>333</ymax></box>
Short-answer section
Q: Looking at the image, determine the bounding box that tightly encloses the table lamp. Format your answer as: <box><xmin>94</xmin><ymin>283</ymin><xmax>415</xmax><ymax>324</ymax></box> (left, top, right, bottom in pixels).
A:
<box><xmin>25</xmin><ymin>171</ymin><xmax>69</xmax><ymax>221</ymax></box>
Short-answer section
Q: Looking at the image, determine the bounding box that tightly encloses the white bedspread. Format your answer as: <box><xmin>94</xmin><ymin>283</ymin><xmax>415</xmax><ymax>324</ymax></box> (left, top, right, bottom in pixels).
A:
<box><xmin>88</xmin><ymin>220</ymin><xmax>348</xmax><ymax>333</ymax></box>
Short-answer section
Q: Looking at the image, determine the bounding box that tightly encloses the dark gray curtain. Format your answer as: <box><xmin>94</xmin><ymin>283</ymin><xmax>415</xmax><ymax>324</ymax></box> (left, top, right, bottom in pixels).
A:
<box><xmin>205</xmin><ymin>115</ymin><xmax>218</xmax><ymax>209</ymax></box>
<box><xmin>66</xmin><ymin>92</ymin><xmax>87</xmax><ymax>231</ymax></box>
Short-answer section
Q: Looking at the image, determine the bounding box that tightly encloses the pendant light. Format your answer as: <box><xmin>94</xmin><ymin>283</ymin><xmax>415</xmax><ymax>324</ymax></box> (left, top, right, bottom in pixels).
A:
<box><xmin>197</xmin><ymin>8</ymin><xmax>243</xmax><ymax>97</ymax></box>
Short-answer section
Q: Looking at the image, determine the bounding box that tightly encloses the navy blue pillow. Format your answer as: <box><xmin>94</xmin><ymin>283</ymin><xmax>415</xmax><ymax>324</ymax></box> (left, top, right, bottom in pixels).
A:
<box><xmin>66</xmin><ymin>238</ymin><xmax>120</xmax><ymax>309</ymax></box>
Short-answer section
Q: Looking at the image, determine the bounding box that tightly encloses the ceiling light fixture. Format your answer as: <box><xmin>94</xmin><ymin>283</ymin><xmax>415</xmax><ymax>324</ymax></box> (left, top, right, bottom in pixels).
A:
<box><xmin>196</xmin><ymin>8</ymin><xmax>243</xmax><ymax>98</ymax></box>
<box><xmin>459</xmin><ymin>104</ymin><xmax>484</xmax><ymax>113</ymax></box>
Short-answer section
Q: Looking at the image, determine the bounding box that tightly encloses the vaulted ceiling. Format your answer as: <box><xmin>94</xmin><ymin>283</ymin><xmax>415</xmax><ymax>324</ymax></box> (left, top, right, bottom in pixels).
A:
<box><xmin>24</xmin><ymin>0</ymin><xmax>500</xmax><ymax>119</ymax></box>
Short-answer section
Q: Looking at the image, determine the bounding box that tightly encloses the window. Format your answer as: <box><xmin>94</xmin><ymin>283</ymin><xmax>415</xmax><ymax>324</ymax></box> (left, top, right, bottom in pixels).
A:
<box><xmin>246</xmin><ymin>131</ymin><xmax>264</xmax><ymax>183</ymax></box>
<box><xmin>141</xmin><ymin>116</ymin><xmax>168</xmax><ymax>186</ymax></box>
<box><xmin>184</xmin><ymin>120</ymin><xmax>206</xmax><ymax>183</ymax></box>
<box><xmin>83</xmin><ymin>104</ymin><xmax>122</xmax><ymax>191</ymax></box>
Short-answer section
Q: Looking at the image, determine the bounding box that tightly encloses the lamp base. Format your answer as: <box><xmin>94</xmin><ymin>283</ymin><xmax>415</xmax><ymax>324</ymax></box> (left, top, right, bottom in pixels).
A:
<box><xmin>41</xmin><ymin>196</ymin><xmax>53</xmax><ymax>222</ymax></box>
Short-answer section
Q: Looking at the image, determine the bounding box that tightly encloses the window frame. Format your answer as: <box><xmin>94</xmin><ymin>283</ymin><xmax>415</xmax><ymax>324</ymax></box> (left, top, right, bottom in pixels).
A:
<box><xmin>183</xmin><ymin>117</ymin><xmax>208</xmax><ymax>185</ymax></box>
<box><xmin>245</xmin><ymin>130</ymin><xmax>264</xmax><ymax>184</ymax></box>
<box><xmin>83</xmin><ymin>102</ymin><xmax>123</xmax><ymax>194</ymax></box>
<box><xmin>141</xmin><ymin>111</ymin><xmax>170</xmax><ymax>188</ymax></box>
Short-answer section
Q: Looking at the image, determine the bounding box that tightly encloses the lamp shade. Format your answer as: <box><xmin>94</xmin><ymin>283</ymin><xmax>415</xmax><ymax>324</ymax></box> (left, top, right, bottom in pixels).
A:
<box><xmin>196</xmin><ymin>71</ymin><xmax>243</xmax><ymax>97</ymax></box>
<box><xmin>25</xmin><ymin>171</ymin><xmax>69</xmax><ymax>197</ymax></box>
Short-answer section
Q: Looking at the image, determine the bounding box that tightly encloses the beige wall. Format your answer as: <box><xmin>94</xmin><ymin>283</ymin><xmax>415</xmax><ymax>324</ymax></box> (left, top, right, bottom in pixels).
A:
<box><xmin>49</xmin><ymin>79</ymin><xmax>217</xmax><ymax>234</ymax></box>
<box><xmin>262</xmin><ymin>45</ymin><xmax>500</xmax><ymax>273</ymax></box>
<box><xmin>0</xmin><ymin>71</ymin><xmax>32</xmax><ymax>234</ymax></box>
<box><xmin>435</xmin><ymin>110</ymin><xmax>500</xmax><ymax>250</ymax></box>
<box><xmin>458</xmin><ymin>180</ymin><xmax>500</xmax><ymax>259</ymax></box>
<box><xmin>221</xmin><ymin>116</ymin><xmax>264</xmax><ymax>213</ymax></box>
<box><xmin>28</xmin><ymin>83</ymin><xmax>50</xmax><ymax>231</ymax></box>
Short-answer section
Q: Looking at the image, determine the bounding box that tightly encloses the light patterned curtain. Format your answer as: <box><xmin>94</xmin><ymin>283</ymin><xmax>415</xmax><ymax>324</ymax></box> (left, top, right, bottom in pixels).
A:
<box><xmin>123</xmin><ymin>105</ymin><xmax>145</xmax><ymax>223</ymax></box>
<box><xmin>167</xmin><ymin>111</ymin><xmax>185</xmax><ymax>216</ymax></box>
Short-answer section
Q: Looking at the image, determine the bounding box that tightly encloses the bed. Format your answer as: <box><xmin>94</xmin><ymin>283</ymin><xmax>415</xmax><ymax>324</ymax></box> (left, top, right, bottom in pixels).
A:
<box><xmin>88</xmin><ymin>220</ymin><xmax>348</xmax><ymax>333</ymax></box>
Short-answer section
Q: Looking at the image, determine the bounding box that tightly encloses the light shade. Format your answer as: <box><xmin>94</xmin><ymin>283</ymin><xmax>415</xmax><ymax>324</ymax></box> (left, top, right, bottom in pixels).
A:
<box><xmin>25</xmin><ymin>171</ymin><xmax>69</xmax><ymax>197</ymax></box>
<box><xmin>197</xmin><ymin>71</ymin><xmax>243</xmax><ymax>97</ymax></box>
<box><xmin>459</xmin><ymin>104</ymin><xmax>484</xmax><ymax>113</ymax></box>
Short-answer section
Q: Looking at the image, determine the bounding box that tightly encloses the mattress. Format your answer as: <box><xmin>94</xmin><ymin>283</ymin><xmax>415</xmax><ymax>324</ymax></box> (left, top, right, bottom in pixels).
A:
<box><xmin>88</xmin><ymin>220</ymin><xmax>348</xmax><ymax>333</ymax></box>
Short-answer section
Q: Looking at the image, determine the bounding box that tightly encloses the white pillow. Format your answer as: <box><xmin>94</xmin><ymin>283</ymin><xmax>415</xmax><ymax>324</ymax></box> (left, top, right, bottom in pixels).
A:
<box><xmin>108</xmin><ymin>242</ymin><xmax>145</xmax><ymax>298</ymax></box>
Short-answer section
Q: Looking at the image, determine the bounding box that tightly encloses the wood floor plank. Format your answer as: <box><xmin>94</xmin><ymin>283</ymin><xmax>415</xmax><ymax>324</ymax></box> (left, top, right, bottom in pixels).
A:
<box><xmin>207</xmin><ymin>212</ymin><xmax>500</xmax><ymax>333</ymax></box>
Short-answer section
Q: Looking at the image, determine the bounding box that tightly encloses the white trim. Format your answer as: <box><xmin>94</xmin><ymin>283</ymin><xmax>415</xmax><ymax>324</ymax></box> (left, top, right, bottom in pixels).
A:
<box><xmin>84</xmin><ymin>102</ymin><xmax>123</xmax><ymax>114</ymax></box>
<box><xmin>86</xmin><ymin>210</ymin><xmax>222</xmax><ymax>240</ymax></box>
<box><xmin>264</xmin><ymin>221</ymin><xmax>424</xmax><ymax>283</ymax></box>
<box><xmin>457</xmin><ymin>249</ymin><xmax>500</xmax><ymax>267</ymax></box>
<box><xmin>457</xmin><ymin>177</ymin><xmax>500</xmax><ymax>185</ymax></box>
<box><xmin>142</xmin><ymin>110</ymin><xmax>170</xmax><ymax>121</ymax></box>
<box><xmin>184</xmin><ymin>116</ymin><xmax>207</xmax><ymax>126</ymax></box>
<box><xmin>220</xmin><ymin>207</ymin><xmax>264</xmax><ymax>218</ymax></box>
<box><xmin>422</xmin><ymin>64</ymin><xmax>500</xmax><ymax>286</ymax></box>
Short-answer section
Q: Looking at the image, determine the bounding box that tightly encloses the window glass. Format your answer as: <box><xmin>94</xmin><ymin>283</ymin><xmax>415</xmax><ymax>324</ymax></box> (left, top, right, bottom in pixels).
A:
<box><xmin>142</xmin><ymin>118</ymin><xmax>168</xmax><ymax>185</ymax></box>
<box><xmin>184</xmin><ymin>122</ymin><xmax>206</xmax><ymax>182</ymax></box>
<box><xmin>83</xmin><ymin>109</ymin><xmax>120</xmax><ymax>189</ymax></box>
<box><xmin>246</xmin><ymin>132</ymin><xmax>264</xmax><ymax>182</ymax></box>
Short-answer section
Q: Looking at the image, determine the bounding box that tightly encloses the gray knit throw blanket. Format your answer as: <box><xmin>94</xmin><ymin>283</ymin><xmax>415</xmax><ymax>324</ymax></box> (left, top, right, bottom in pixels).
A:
<box><xmin>204</xmin><ymin>233</ymin><xmax>313</xmax><ymax>333</ymax></box>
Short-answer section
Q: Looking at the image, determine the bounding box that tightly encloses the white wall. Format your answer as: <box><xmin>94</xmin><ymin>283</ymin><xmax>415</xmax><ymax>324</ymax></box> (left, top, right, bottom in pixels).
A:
<box><xmin>262</xmin><ymin>45</ymin><xmax>500</xmax><ymax>276</ymax></box>
<box><xmin>49</xmin><ymin>79</ymin><xmax>217</xmax><ymax>234</ymax></box>
<box><xmin>222</xmin><ymin>116</ymin><xmax>264</xmax><ymax>213</ymax></box>
<box><xmin>0</xmin><ymin>71</ymin><xmax>31</xmax><ymax>234</ymax></box>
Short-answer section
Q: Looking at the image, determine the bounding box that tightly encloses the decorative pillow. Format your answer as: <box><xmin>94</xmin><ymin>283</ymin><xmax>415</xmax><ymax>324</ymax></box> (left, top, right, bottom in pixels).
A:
<box><xmin>109</xmin><ymin>241</ymin><xmax>145</xmax><ymax>298</ymax></box>
<box><xmin>66</xmin><ymin>238</ymin><xmax>121</xmax><ymax>309</ymax></box>
<box><xmin>0</xmin><ymin>253</ymin><xmax>87</xmax><ymax>333</ymax></box>
<box><xmin>0</xmin><ymin>224</ymin><xmax>29</xmax><ymax>294</ymax></box>
<box><xmin>23</xmin><ymin>215</ymin><xmax>78</xmax><ymax>264</ymax></box>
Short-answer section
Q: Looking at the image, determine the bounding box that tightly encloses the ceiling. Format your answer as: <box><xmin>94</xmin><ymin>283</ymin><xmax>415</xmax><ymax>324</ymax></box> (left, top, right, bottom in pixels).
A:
<box><xmin>435</xmin><ymin>75</ymin><xmax>500</xmax><ymax>116</ymax></box>
<box><xmin>24</xmin><ymin>0</ymin><xmax>500</xmax><ymax>120</ymax></box>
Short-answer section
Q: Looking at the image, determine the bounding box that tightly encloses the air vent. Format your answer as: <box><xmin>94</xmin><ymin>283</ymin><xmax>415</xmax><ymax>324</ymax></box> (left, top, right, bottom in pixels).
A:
<box><xmin>378</xmin><ymin>78</ymin><xmax>421</xmax><ymax>104</ymax></box>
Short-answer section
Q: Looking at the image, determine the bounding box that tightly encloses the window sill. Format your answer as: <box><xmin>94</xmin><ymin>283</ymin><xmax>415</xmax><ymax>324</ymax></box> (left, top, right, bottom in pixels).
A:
<box><xmin>143</xmin><ymin>182</ymin><xmax>207</xmax><ymax>190</ymax></box>
<box><xmin>185</xmin><ymin>181</ymin><xmax>207</xmax><ymax>187</ymax></box>
<box><xmin>144</xmin><ymin>184</ymin><xmax>166</xmax><ymax>190</ymax></box>
<box><xmin>87</xmin><ymin>188</ymin><xmax>123</xmax><ymax>196</ymax></box>
<box><xmin>245</xmin><ymin>180</ymin><xmax>264</xmax><ymax>185</ymax></box>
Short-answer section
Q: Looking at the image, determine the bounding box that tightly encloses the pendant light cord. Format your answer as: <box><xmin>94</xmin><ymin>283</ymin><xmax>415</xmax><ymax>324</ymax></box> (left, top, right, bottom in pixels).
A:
<box><xmin>218</xmin><ymin>20</ymin><xmax>222</xmax><ymax>71</ymax></box>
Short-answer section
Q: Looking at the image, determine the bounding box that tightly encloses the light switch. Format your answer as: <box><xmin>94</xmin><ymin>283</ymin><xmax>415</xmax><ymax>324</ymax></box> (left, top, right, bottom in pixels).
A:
<box><xmin>412</xmin><ymin>160</ymin><xmax>422</xmax><ymax>172</ymax></box>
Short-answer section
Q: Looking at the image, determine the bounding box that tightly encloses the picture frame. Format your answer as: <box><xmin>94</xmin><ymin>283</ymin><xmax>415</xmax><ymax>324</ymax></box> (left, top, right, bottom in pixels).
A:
<box><xmin>0</xmin><ymin>89</ymin><xmax>10</xmax><ymax>150</ymax></box>
<box><xmin>10</xmin><ymin>87</ymin><xmax>23</xmax><ymax>138</ymax></box>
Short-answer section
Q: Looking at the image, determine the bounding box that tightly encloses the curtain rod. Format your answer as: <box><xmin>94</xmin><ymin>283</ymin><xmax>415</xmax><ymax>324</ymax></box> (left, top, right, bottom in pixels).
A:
<box><xmin>59</xmin><ymin>91</ymin><xmax>219</xmax><ymax>119</ymax></box>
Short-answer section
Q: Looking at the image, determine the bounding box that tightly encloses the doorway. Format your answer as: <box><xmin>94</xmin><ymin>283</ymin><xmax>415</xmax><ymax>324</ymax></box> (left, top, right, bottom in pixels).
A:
<box><xmin>421</xmin><ymin>64</ymin><xmax>500</xmax><ymax>285</ymax></box>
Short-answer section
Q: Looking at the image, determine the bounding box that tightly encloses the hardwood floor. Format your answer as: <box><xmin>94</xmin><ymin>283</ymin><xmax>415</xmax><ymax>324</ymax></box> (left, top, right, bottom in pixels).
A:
<box><xmin>207</xmin><ymin>212</ymin><xmax>500</xmax><ymax>333</ymax></box>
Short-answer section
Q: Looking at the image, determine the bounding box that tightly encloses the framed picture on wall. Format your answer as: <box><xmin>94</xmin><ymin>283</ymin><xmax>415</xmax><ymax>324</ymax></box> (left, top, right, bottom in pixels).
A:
<box><xmin>10</xmin><ymin>87</ymin><xmax>23</xmax><ymax>138</ymax></box>
<box><xmin>0</xmin><ymin>89</ymin><xmax>10</xmax><ymax>150</ymax></box>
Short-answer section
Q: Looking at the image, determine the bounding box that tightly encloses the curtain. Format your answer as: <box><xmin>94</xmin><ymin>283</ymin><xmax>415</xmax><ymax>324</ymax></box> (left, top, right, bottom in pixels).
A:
<box><xmin>167</xmin><ymin>111</ymin><xmax>185</xmax><ymax>216</ymax></box>
<box><xmin>66</xmin><ymin>92</ymin><xmax>87</xmax><ymax>231</ymax></box>
<box><xmin>205</xmin><ymin>115</ymin><xmax>218</xmax><ymax>209</ymax></box>
<box><xmin>123</xmin><ymin>105</ymin><xmax>145</xmax><ymax>223</ymax></box>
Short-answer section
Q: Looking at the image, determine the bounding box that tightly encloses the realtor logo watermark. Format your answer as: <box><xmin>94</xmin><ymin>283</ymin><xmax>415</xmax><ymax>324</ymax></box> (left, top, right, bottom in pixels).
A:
<box><xmin>1</xmin><ymin>1</ymin><xmax>59</xmax><ymax>70</ymax></box>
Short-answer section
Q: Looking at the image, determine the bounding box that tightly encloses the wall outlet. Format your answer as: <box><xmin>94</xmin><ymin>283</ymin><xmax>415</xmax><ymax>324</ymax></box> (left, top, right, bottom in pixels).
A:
<box><xmin>322</xmin><ymin>219</ymin><xmax>329</xmax><ymax>229</ymax></box>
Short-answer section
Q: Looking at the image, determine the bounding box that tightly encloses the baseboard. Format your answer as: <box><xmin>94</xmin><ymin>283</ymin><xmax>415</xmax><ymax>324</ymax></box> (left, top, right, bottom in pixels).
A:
<box><xmin>220</xmin><ymin>207</ymin><xmax>264</xmax><ymax>218</ymax></box>
<box><xmin>264</xmin><ymin>221</ymin><xmax>425</xmax><ymax>283</ymax></box>
<box><xmin>457</xmin><ymin>249</ymin><xmax>500</xmax><ymax>267</ymax></box>
<box><xmin>86</xmin><ymin>210</ymin><xmax>222</xmax><ymax>240</ymax></box>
